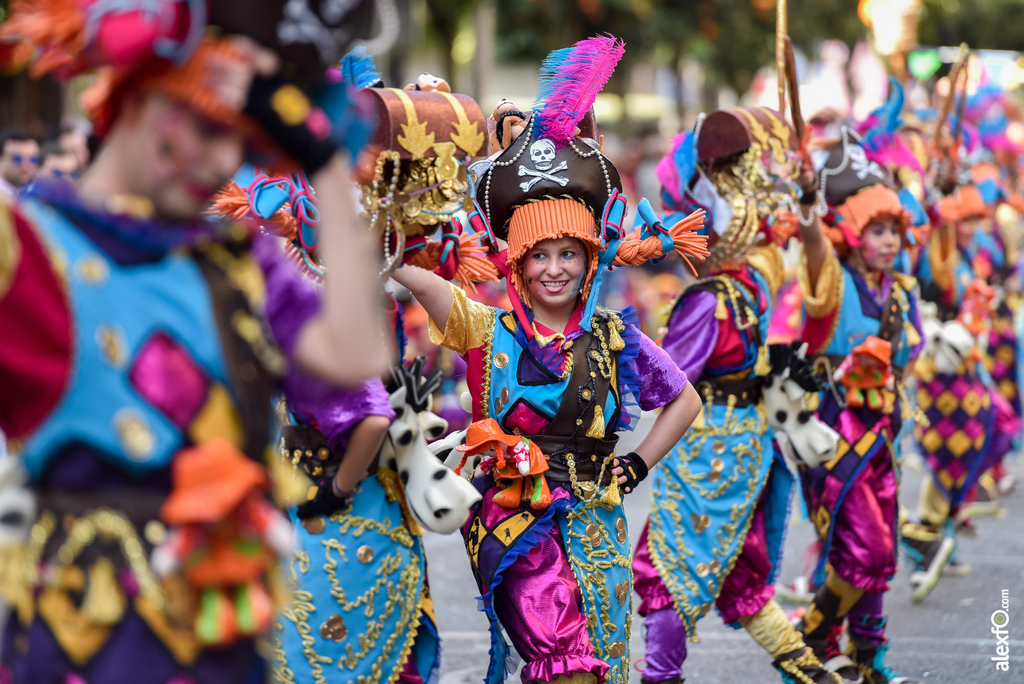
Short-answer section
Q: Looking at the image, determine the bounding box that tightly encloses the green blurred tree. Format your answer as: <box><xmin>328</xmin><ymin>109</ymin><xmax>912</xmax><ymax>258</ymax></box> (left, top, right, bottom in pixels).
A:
<box><xmin>917</xmin><ymin>0</ymin><xmax>1024</xmax><ymax>50</ymax></box>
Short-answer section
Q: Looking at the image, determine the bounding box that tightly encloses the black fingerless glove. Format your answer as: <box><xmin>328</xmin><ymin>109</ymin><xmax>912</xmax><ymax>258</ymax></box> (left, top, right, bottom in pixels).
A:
<box><xmin>245</xmin><ymin>74</ymin><xmax>339</xmax><ymax>175</ymax></box>
<box><xmin>296</xmin><ymin>478</ymin><xmax>353</xmax><ymax>519</ymax></box>
<box><xmin>617</xmin><ymin>452</ymin><xmax>649</xmax><ymax>493</ymax></box>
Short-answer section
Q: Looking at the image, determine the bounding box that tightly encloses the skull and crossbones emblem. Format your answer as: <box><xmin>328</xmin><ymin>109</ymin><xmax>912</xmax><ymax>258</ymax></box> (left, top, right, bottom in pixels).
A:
<box><xmin>518</xmin><ymin>139</ymin><xmax>569</xmax><ymax>191</ymax></box>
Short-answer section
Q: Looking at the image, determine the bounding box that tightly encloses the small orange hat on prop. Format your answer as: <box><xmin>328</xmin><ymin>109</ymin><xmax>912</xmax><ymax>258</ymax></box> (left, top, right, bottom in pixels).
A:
<box><xmin>161</xmin><ymin>438</ymin><xmax>268</xmax><ymax>525</ymax></box>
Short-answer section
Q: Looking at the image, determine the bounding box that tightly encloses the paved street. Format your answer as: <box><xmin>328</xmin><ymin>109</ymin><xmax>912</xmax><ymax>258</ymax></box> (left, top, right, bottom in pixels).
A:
<box><xmin>424</xmin><ymin>417</ymin><xmax>1024</xmax><ymax>684</ymax></box>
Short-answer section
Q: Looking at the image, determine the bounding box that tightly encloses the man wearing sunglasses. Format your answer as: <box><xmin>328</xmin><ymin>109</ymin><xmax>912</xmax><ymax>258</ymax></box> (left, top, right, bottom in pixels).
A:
<box><xmin>35</xmin><ymin>141</ymin><xmax>80</xmax><ymax>183</ymax></box>
<box><xmin>0</xmin><ymin>128</ymin><xmax>40</xmax><ymax>200</ymax></box>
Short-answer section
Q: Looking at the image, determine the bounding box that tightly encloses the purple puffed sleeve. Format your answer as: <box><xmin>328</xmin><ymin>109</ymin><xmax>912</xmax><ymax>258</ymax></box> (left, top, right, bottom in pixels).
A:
<box><xmin>635</xmin><ymin>333</ymin><xmax>688</xmax><ymax>411</ymax></box>
<box><xmin>254</xmin><ymin>231</ymin><xmax>395</xmax><ymax>441</ymax></box>
<box><xmin>292</xmin><ymin>377</ymin><xmax>394</xmax><ymax>454</ymax></box>
<box><xmin>660</xmin><ymin>289</ymin><xmax>719</xmax><ymax>380</ymax></box>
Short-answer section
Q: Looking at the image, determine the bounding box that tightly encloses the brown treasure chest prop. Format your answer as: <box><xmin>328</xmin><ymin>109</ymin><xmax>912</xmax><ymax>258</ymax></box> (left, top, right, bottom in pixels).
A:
<box><xmin>697</xmin><ymin>107</ymin><xmax>796</xmax><ymax>164</ymax></box>
<box><xmin>360</xmin><ymin>88</ymin><xmax>487</xmax><ymax>238</ymax></box>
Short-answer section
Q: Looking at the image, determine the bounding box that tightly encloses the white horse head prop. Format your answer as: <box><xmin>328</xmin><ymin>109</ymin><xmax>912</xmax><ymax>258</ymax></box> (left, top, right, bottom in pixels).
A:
<box><xmin>922</xmin><ymin>318</ymin><xmax>976</xmax><ymax>376</ymax></box>
<box><xmin>0</xmin><ymin>454</ymin><xmax>35</xmax><ymax>545</ymax></box>
<box><xmin>763</xmin><ymin>342</ymin><xmax>840</xmax><ymax>468</ymax></box>
<box><xmin>381</xmin><ymin>359</ymin><xmax>481</xmax><ymax>534</ymax></box>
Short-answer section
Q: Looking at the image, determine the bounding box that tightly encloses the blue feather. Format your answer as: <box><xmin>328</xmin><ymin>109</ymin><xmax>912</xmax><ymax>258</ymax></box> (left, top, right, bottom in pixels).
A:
<box><xmin>881</xmin><ymin>76</ymin><xmax>904</xmax><ymax>133</ymax></box>
<box><xmin>339</xmin><ymin>46</ymin><xmax>382</xmax><ymax>90</ymax></box>
<box><xmin>673</xmin><ymin>132</ymin><xmax>697</xmax><ymax>199</ymax></box>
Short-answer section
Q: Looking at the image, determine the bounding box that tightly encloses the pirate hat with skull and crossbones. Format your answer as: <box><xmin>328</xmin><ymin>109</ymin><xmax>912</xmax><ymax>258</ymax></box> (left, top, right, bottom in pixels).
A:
<box><xmin>471</xmin><ymin>34</ymin><xmax>625</xmax><ymax>306</ymax></box>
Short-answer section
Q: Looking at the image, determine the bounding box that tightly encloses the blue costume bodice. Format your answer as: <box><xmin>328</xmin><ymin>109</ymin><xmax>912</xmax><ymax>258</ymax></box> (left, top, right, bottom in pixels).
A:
<box><xmin>823</xmin><ymin>263</ymin><xmax>917</xmax><ymax>370</ymax></box>
<box><xmin>486</xmin><ymin>311</ymin><xmax>622</xmax><ymax>437</ymax></box>
<box><xmin>17</xmin><ymin>199</ymin><xmax>232</xmax><ymax>481</ymax></box>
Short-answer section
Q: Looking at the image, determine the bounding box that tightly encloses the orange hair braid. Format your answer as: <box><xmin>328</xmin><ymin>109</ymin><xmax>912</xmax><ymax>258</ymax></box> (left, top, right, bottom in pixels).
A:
<box><xmin>405</xmin><ymin>232</ymin><xmax>501</xmax><ymax>292</ymax></box>
<box><xmin>611</xmin><ymin>210</ymin><xmax>709</xmax><ymax>275</ymax></box>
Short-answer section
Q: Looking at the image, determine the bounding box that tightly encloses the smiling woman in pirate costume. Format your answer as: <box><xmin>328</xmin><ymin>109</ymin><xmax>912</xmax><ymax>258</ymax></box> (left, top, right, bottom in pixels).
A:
<box><xmin>631</xmin><ymin>107</ymin><xmax>847</xmax><ymax>684</ymax></box>
<box><xmin>0</xmin><ymin>1</ymin><xmax>392</xmax><ymax>682</ymax></box>
<box><xmin>794</xmin><ymin>127</ymin><xmax>930</xmax><ymax>684</ymax></box>
<box><xmin>391</xmin><ymin>35</ymin><xmax>706</xmax><ymax>684</ymax></box>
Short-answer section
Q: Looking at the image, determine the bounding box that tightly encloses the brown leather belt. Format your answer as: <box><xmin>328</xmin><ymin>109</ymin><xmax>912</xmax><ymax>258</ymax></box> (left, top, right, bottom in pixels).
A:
<box><xmin>528</xmin><ymin>435</ymin><xmax>617</xmax><ymax>484</ymax></box>
<box><xmin>696</xmin><ymin>378</ymin><xmax>763</xmax><ymax>407</ymax></box>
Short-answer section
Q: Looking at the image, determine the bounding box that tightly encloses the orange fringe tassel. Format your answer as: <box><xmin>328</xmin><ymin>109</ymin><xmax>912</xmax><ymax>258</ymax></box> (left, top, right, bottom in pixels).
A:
<box><xmin>1</xmin><ymin>0</ymin><xmax>86</xmax><ymax>76</ymax></box>
<box><xmin>207</xmin><ymin>181</ymin><xmax>298</xmax><ymax>241</ymax></box>
<box><xmin>611</xmin><ymin>209</ymin><xmax>709</xmax><ymax>275</ymax></box>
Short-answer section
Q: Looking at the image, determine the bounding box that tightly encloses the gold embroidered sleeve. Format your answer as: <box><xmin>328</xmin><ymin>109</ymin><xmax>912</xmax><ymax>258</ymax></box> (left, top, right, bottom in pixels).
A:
<box><xmin>744</xmin><ymin>243</ymin><xmax>785</xmax><ymax>298</ymax></box>
<box><xmin>798</xmin><ymin>247</ymin><xmax>841</xmax><ymax>319</ymax></box>
<box><xmin>0</xmin><ymin>204</ymin><xmax>21</xmax><ymax>301</ymax></box>
<box><xmin>428</xmin><ymin>283</ymin><xmax>496</xmax><ymax>355</ymax></box>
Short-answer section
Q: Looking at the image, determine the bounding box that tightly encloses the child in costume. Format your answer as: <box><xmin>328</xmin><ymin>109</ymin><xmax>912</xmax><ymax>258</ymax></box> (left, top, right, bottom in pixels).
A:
<box><xmin>632</xmin><ymin>107</ymin><xmax>846</xmax><ymax>684</ymax></box>
<box><xmin>795</xmin><ymin>127</ymin><xmax>928</xmax><ymax>684</ymax></box>
<box><xmin>0</xmin><ymin>3</ymin><xmax>388</xmax><ymax>682</ymax></box>
<box><xmin>393</xmin><ymin>35</ymin><xmax>706</xmax><ymax>684</ymax></box>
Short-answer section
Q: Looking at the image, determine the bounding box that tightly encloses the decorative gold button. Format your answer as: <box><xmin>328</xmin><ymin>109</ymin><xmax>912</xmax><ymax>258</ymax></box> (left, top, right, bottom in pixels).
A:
<box><xmin>709</xmin><ymin>560</ymin><xmax>721</xmax><ymax>574</ymax></box>
<box><xmin>608</xmin><ymin>640</ymin><xmax>626</xmax><ymax>658</ymax></box>
<box><xmin>691</xmin><ymin>513</ymin><xmax>710</xmax><ymax>534</ymax></box>
<box><xmin>696</xmin><ymin>562</ymin><xmax>710</xmax><ymax>577</ymax></box>
<box><xmin>581</xmin><ymin>388</ymin><xmax>592</xmax><ymax>400</ymax></box>
<box><xmin>494</xmin><ymin>399</ymin><xmax>504</xmax><ymax>414</ymax></box>
<box><xmin>710</xmin><ymin>458</ymin><xmax>724</xmax><ymax>472</ymax></box>
<box><xmin>113</xmin><ymin>409</ymin><xmax>155</xmax><ymax>461</ymax></box>
<box><xmin>616</xmin><ymin>518</ymin><xmax>627</xmax><ymax>544</ymax></box>
<box><xmin>500</xmin><ymin>387</ymin><xmax>510</xmax><ymax>403</ymax></box>
<box><xmin>96</xmin><ymin>324</ymin><xmax>127</xmax><ymax>367</ymax></box>
<box><xmin>143</xmin><ymin>520</ymin><xmax>167</xmax><ymax>546</ymax></box>
<box><xmin>615</xmin><ymin>580</ymin><xmax>629</xmax><ymax>606</ymax></box>
<box><xmin>357</xmin><ymin>545</ymin><xmax>375</xmax><ymax>564</ymax></box>
<box><xmin>586</xmin><ymin>524</ymin><xmax>602</xmax><ymax>546</ymax></box>
<box><xmin>319</xmin><ymin>615</ymin><xmax>347</xmax><ymax>641</ymax></box>
<box><xmin>711</xmin><ymin>440</ymin><xmax>726</xmax><ymax>455</ymax></box>
<box><xmin>76</xmin><ymin>253</ymin><xmax>108</xmax><ymax>286</ymax></box>
<box><xmin>709</xmin><ymin>470</ymin><xmax>722</xmax><ymax>483</ymax></box>
<box><xmin>317</xmin><ymin>447</ymin><xmax>330</xmax><ymax>460</ymax></box>
<box><xmin>494</xmin><ymin>352</ymin><xmax>509</xmax><ymax>368</ymax></box>
<box><xmin>302</xmin><ymin>516</ymin><xmax>326</xmax><ymax>534</ymax></box>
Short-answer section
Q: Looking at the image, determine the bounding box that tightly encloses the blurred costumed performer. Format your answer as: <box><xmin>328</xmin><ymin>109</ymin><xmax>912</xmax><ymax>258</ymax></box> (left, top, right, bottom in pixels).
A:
<box><xmin>796</xmin><ymin>127</ymin><xmax>929</xmax><ymax>684</ymax></box>
<box><xmin>633</xmin><ymin>107</ymin><xmax>847</xmax><ymax>684</ymax></box>
<box><xmin>0</xmin><ymin>1</ymin><xmax>390</xmax><ymax>682</ymax></box>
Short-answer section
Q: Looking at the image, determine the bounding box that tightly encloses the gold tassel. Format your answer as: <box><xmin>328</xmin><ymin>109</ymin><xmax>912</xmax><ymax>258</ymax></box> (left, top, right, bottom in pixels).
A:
<box><xmin>82</xmin><ymin>558</ymin><xmax>125</xmax><ymax>626</ymax></box>
<box><xmin>715</xmin><ymin>291</ymin><xmax>729</xmax><ymax>320</ymax></box>
<box><xmin>608</xmin><ymin>323</ymin><xmax>625</xmax><ymax>351</ymax></box>
<box><xmin>904</xmin><ymin>320</ymin><xmax>921</xmax><ymax>348</ymax></box>
<box><xmin>754</xmin><ymin>344</ymin><xmax>771</xmax><ymax>376</ymax></box>
<box><xmin>600</xmin><ymin>480</ymin><xmax>622</xmax><ymax>507</ymax></box>
<box><xmin>586</xmin><ymin>404</ymin><xmax>606</xmax><ymax>439</ymax></box>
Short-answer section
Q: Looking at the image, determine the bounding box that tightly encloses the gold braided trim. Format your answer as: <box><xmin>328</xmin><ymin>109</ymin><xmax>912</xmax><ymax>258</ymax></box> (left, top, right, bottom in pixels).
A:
<box><xmin>0</xmin><ymin>203</ymin><xmax>21</xmax><ymax>300</ymax></box>
<box><xmin>647</xmin><ymin>401</ymin><xmax>769</xmax><ymax>638</ymax></box>
<box><xmin>563</xmin><ymin>500</ymin><xmax>633</xmax><ymax>684</ymax></box>
<box><xmin>274</xmin><ymin>511</ymin><xmax>426</xmax><ymax>684</ymax></box>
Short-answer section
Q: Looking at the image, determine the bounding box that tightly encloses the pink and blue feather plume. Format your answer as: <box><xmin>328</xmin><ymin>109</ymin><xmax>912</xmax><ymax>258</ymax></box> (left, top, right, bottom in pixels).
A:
<box><xmin>532</xmin><ymin>34</ymin><xmax>625</xmax><ymax>147</ymax></box>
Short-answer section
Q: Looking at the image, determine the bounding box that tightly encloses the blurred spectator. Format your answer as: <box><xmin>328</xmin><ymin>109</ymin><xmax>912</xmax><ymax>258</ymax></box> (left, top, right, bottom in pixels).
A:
<box><xmin>36</xmin><ymin>141</ymin><xmax>80</xmax><ymax>182</ymax></box>
<box><xmin>0</xmin><ymin>128</ymin><xmax>40</xmax><ymax>200</ymax></box>
<box><xmin>57</xmin><ymin>120</ymin><xmax>92</xmax><ymax>171</ymax></box>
